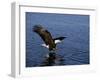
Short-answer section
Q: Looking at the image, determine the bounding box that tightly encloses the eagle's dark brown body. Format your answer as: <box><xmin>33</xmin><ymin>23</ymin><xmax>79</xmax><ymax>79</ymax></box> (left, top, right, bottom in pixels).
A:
<box><xmin>33</xmin><ymin>25</ymin><xmax>66</xmax><ymax>51</ymax></box>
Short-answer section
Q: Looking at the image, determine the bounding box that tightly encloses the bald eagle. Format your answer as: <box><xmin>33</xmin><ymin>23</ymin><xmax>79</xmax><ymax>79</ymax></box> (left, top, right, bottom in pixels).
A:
<box><xmin>33</xmin><ymin>25</ymin><xmax>66</xmax><ymax>51</ymax></box>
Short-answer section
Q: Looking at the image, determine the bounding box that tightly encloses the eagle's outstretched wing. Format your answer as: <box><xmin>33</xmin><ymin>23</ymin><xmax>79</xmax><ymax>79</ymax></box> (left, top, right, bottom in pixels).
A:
<box><xmin>33</xmin><ymin>25</ymin><xmax>56</xmax><ymax>50</ymax></box>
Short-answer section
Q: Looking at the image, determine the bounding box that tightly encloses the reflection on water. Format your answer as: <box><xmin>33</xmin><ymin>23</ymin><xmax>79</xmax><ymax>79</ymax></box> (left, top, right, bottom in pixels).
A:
<box><xmin>40</xmin><ymin>52</ymin><xmax>65</xmax><ymax>66</ymax></box>
<box><xmin>26</xmin><ymin>44</ymin><xmax>89</xmax><ymax>67</ymax></box>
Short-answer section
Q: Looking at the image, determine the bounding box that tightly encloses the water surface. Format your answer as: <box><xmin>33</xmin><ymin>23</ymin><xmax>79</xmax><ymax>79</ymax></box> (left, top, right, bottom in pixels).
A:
<box><xmin>26</xmin><ymin>12</ymin><xmax>89</xmax><ymax>67</ymax></box>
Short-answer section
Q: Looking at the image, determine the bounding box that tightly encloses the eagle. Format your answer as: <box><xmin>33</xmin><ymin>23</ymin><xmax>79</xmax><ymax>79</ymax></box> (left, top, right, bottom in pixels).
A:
<box><xmin>33</xmin><ymin>25</ymin><xmax>66</xmax><ymax>51</ymax></box>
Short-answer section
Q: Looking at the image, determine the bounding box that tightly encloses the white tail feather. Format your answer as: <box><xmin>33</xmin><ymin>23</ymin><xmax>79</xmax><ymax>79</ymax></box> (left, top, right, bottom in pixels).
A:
<box><xmin>41</xmin><ymin>39</ymin><xmax>61</xmax><ymax>48</ymax></box>
<box><xmin>41</xmin><ymin>44</ymin><xmax>49</xmax><ymax>48</ymax></box>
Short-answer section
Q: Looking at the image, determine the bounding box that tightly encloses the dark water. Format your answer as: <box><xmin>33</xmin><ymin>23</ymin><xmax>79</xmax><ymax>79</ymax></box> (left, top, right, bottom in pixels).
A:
<box><xmin>26</xmin><ymin>12</ymin><xmax>90</xmax><ymax>67</ymax></box>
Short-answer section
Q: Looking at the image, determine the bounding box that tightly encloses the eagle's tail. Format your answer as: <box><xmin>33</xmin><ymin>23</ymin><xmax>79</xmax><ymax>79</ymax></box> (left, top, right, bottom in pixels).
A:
<box><xmin>54</xmin><ymin>37</ymin><xmax>66</xmax><ymax>44</ymax></box>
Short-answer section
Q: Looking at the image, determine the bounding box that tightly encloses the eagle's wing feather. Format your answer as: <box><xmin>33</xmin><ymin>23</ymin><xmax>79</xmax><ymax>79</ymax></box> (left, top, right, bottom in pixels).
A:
<box><xmin>39</xmin><ymin>30</ymin><xmax>53</xmax><ymax>45</ymax></box>
<box><xmin>53</xmin><ymin>37</ymin><xmax>66</xmax><ymax>41</ymax></box>
<box><xmin>33</xmin><ymin>25</ymin><xmax>56</xmax><ymax>50</ymax></box>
